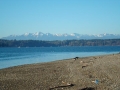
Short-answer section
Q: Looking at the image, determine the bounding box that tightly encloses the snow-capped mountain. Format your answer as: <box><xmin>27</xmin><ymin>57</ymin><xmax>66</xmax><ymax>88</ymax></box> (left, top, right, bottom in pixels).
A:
<box><xmin>1</xmin><ymin>32</ymin><xmax>120</xmax><ymax>40</ymax></box>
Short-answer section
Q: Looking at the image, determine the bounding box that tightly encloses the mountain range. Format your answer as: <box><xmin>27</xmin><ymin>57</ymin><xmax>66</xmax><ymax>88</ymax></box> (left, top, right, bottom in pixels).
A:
<box><xmin>1</xmin><ymin>32</ymin><xmax>120</xmax><ymax>40</ymax></box>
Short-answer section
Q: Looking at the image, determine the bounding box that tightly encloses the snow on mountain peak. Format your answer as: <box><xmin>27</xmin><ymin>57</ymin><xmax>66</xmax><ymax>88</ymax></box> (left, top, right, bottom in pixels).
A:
<box><xmin>54</xmin><ymin>34</ymin><xmax>62</xmax><ymax>36</ymax></box>
<box><xmin>34</xmin><ymin>32</ymin><xmax>39</xmax><ymax>36</ymax></box>
<box><xmin>70</xmin><ymin>33</ymin><xmax>75</xmax><ymax>36</ymax></box>
<box><xmin>1</xmin><ymin>32</ymin><xmax>120</xmax><ymax>40</ymax></box>
<box><xmin>24</xmin><ymin>33</ymin><xmax>30</xmax><ymax>36</ymax></box>
<box><xmin>33</xmin><ymin>32</ymin><xmax>44</xmax><ymax>36</ymax></box>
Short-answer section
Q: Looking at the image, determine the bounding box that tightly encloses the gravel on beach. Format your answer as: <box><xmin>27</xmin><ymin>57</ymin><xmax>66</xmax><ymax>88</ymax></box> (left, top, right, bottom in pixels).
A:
<box><xmin>0</xmin><ymin>53</ymin><xmax>120</xmax><ymax>90</ymax></box>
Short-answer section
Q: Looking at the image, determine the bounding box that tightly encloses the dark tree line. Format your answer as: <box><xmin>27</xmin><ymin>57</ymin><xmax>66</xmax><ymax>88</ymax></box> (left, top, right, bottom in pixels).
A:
<box><xmin>0</xmin><ymin>39</ymin><xmax>120</xmax><ymax>47</ymax></box>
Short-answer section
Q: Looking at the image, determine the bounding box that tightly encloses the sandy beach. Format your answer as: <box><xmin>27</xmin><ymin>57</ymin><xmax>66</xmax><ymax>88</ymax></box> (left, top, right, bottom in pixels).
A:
<box><xmin>0</xmin><ymin>53</ymin><xmax>120</xmax><ymax>90</ymax></box>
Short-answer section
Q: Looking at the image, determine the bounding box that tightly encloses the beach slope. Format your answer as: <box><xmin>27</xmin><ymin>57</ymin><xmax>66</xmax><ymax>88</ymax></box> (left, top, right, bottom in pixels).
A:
<box><xmin>0</xmin><ymin>53</ymin><xmax>120</xmax><ymax>90</ymax></box>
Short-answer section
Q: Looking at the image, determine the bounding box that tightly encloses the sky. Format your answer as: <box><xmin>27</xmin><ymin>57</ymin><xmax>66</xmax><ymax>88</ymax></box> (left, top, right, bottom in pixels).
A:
<box><xmin>0</xmin><ymin>0</ymin><xmax>120</xmax><ymax>38</ymax></box>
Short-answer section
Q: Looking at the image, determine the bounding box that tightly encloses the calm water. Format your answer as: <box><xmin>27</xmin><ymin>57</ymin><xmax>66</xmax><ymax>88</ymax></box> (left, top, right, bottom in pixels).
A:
<box><xmin>0</xmin><ymin>46</ymin><xmax>120</xmax><ymax>69</ymax></box>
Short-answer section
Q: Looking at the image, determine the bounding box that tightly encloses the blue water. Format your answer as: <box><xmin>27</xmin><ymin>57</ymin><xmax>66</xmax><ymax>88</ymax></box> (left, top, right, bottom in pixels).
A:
<box><xmin>0</xmin><ymin>46</ymin><xmax>120</xmax><ymax>69</ymax></box>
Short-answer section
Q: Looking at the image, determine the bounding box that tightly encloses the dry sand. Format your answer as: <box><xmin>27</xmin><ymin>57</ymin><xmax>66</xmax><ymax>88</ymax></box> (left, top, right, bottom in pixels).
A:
<box><xmin>0</xmin><ymin>53</ymin><xmax>120</xmax><ymax>90</ymax></box>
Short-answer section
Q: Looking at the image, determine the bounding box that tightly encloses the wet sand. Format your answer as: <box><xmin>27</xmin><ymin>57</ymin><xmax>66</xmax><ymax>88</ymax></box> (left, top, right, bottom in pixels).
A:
<box><xmin>0</xmin><ymin>53</ymin><xmax>120</xmax><ymax>90</ymax></box>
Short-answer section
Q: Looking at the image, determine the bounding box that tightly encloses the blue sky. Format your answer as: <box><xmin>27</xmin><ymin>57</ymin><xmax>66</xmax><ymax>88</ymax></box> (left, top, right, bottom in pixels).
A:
<box><xmin>0</xmin><ymin>0</ymin><xmax>120</xmax><ymax>38</ymax></box>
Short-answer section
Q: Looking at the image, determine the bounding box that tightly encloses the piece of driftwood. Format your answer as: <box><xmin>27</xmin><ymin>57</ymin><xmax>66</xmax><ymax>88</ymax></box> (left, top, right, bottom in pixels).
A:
<box><xmin>49</xmin><ymin>83</ymin><xmax>74</xmax><ymax>90</ymax></box>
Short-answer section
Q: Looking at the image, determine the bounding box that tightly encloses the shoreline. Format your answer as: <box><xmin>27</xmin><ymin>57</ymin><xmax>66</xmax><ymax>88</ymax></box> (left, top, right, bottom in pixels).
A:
<box><xmin>0</xmin><ymin>53</ymin><xmax>120</xmax><ymax>90</ymax></box>
<box><xmin>0</xmin><ymin>52</ymin><xmax>118</xmax><ymax>70</ymax></box>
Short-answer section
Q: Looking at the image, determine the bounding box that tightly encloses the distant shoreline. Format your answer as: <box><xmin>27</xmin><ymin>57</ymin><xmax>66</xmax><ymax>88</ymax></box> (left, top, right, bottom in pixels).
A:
<box><xmin>0</xmin><ymin>39</ymin><xmax>120</xmax><ymax>47</ymax></box>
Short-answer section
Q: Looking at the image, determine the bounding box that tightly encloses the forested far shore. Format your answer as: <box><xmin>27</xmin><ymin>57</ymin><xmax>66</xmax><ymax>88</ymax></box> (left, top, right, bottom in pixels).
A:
<box><xmin>0</xmin><ymin>39</ymin><xmax>120</xmax><ymax>47</ymax></box>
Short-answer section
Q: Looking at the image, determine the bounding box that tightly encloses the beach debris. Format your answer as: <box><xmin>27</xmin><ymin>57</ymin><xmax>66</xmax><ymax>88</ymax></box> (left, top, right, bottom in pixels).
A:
<box><xmin>82</xmin><ymin>65</ymin><xmax>87</xmax><ymax>68</ymax></box>
<box><xmin>73</xmin><ymin>57</ymin><xmax>79</xmax><ymax>60</ymax></box>
<box><xmin>62</xmin><ymin>81</ymin><xmax>72</xmax><ymax>86</ymax></box>
<box><xmin>80</xmin><ymin>61</ymin><xmax>84</xmax><ymax>63</ymax></box>
<box><xmin>81</xmin><ymin>63</ymin><xmax>89</xmax><ymax>68</ymax></box>
<box><xmin>62</xmin><ymin>81</ymin><xmax>65</xmax><ymax>84</ymax></box>
<box><xmin>92</xmin><ymin>80</ymin><xmax>99</xmax><ymax>84</ymax></box>
<box><xmin>49</xmin><ymin>83</ymin><xmax>74</xmax><ymax>90</ymax></box>
<box><xmin>49</xmin><ymin>81</ymin><xmax>75</xmax><ymax>90</ymax></box>
<box><xmin>75</xmin><ymin>57</ymin><xmax>79</xmax><ymax>59</ymax></box>
<box><xmin>80</xmin><ymin>60</ymin><xmax>94</xmax><ymax>68</ymax></box>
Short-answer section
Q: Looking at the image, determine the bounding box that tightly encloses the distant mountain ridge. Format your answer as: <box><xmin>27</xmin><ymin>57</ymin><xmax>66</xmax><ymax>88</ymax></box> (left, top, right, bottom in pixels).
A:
<box><xmin>1</xmin><ymin>32</ymin><xmax>120</xmax><ymax>40</ymax></box>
